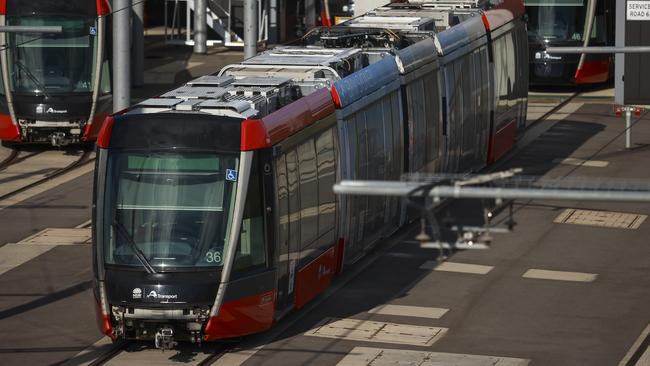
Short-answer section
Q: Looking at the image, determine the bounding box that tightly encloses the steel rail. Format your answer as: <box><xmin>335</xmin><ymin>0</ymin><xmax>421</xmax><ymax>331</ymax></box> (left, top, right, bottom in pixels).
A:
<box><xmin>86</xmin><ymin>340</ymin><xmax>131</xmax><ymax>366</ymax></box>
<box><xmin>0</xmin><ymin>150</ymin><xmax>94</xmax><ymax>202</ymax></box>
<box><xmin>0</xmin><ymin>149</ymin><xmax>20</xmax><ymax>171</ymax></box>
<box><xmin>196</xmin><ymin>344</ymin><xmax>233</xmax><ymax>366</ymax></box>
<box><xmin>0</xmin><ymin>150</ymin><xmax>47</xmax><ymax>172</ymax></box>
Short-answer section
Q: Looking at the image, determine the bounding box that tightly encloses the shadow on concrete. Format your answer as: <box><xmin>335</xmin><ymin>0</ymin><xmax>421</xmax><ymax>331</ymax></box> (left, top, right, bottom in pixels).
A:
<box><xmin>256</xmin><ymin>104</ymin><xmax>608</xmax><ymax>348</ymax></box>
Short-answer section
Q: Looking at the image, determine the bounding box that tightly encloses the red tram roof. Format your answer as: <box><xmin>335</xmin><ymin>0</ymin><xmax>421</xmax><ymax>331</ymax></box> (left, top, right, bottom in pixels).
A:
<box><xmin>482</xmin><ymin>0</ymin><xmax>525</xmax><ymax>31</ymax></box>
<box><xmin>242</xmin><ymin>88</ymin><xmax>335</xmax><ymax>151</ymax></box>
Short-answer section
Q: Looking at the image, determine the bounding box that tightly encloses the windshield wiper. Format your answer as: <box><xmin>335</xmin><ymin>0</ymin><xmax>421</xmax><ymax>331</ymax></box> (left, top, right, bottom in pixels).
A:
<box><xmin>112</xmin><ymin>220</ymin><xmax>157</xmax><ymax>274</ymax></box>
<box><xmin>14</xmin><ymin>60</ymin><xmax>51</xmax><ymax>98</ymax></box>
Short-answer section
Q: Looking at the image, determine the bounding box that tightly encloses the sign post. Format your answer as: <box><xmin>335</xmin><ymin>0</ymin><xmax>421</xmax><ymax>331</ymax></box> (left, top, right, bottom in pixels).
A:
<box><xmin>615</xmin><ymin>0</ymin><xmax>650</xmax><ymax>149</ymax></box>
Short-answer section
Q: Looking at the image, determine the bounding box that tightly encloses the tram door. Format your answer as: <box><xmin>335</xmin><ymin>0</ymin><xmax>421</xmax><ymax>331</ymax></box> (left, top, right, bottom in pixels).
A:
<box><xmin>273</xmin><ymin>150</ymin><xmax>301</xmax><ymax>315</ymax></box>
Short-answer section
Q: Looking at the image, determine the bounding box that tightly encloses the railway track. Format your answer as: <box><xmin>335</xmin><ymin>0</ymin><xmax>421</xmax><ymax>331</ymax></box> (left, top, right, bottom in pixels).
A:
<box><xmin>83</xmin><ymin>341</ymin><xmax>232</xmax><ymax>366</ymax></box>
<box><xmin>529</xmin><ymin>92</ymin><xmax>579</xmax><ymax>127</ymax></box>
<box><xmin>86</xmin><ymin>341</ymin><xmax>131</xmax><ymax>366</ymax></box>
<box><xmin>0</xmin><ymin>149</ymin><xmax>47</xmax><ymax>172</ymax></box>
<box><xmin>0</xmin><ymin>149</ymin><xmax>95</xmax><ymax>202</ymax></box>
<box><xmin>0</xmin><ymin>149</ymin><xmax>20</xmax><ymax>171</ymax></box>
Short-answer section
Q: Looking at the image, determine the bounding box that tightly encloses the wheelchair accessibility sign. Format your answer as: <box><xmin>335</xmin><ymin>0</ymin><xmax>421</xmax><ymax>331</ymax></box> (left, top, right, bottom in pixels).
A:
<box><xmin>226</xmin><ymin>169</ymin><xmax>238</xmax><ymax>182</ymax></box>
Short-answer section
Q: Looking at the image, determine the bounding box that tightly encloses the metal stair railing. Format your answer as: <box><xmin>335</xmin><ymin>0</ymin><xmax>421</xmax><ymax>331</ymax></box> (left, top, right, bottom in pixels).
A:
<box><xmin>164</xmin><ymin>0</ymin><xmax>268</xmax><ymax>48</ymax></box>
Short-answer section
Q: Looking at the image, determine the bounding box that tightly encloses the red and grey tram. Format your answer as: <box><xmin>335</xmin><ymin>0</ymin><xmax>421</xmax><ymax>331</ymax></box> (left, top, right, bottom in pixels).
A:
<box><xmin>526</xmin><ymin>0</ymin><xmax>615</xmax><ymax>85</ymax></box>
<box><xmin>0</xmin><ymin>0</ymin><xmax>112</xmax><ymax>146</ymax></box>
<box><xmin>93</xmin><ymin>0</ymin><xmax>528</xmax><ymax>347</ymax></box>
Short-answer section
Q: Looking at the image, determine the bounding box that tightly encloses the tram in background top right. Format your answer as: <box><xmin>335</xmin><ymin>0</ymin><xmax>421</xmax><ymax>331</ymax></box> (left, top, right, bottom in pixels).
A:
<box><xmin>525</xmin><ymin>0</ymin><xmax>615</xmax><ymax>85</ymax></box>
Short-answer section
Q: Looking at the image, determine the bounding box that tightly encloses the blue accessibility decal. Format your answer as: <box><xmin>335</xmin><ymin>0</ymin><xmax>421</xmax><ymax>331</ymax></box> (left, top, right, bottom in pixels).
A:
<box><xmin>89</xmin><ymin>26</ymin><xmax>97</xmax><ymax>36</ymax></box>
<box><xmin>226</xmin><ymin>169</ymin><xmax>238</xmax><ymax>182</ymax></box>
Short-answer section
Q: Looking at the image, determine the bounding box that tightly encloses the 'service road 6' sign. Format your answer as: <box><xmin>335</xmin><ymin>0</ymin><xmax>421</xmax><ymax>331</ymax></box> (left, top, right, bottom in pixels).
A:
<box><xmin>627</xmin><ymin>1</ymin><xmax>650</xmax><ymax>20</ymax></box>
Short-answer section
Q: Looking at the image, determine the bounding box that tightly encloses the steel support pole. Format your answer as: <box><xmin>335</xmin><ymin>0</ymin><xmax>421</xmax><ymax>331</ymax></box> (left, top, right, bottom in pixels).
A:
<box><xmin>269</xmin><ymin>0</ymin><xmax>278</xmax><ymax>44</ymax></box>
<box><xmin>625</xmin><ymin>107</ymin><xmax>632</xmax><ymax>149</ymax></box>
<box><xmin>132</xmin><ymin>0</ymin><xmax>145</xmax><ymax>87</ymax></box>
<box><xmin>333</xmin><ymin>181</ymin><xmax>650</xmax><ymax>203</ymax></box>
<box><xmin>113</xmin><ymin>0</ymin><xmax>132</xmax><ymax>111</ymax></box>
<box><xmin>193</xmin><ymin>0</ymin><xmax>207</xmax><ymax>54</ymax></box>
<box><xmin>545</xmin><ymin>46</ymin><xmax>650</xmax><ymax>54</ymax></box>
<box><xmin>244</xmin><ymin>0</ymin><xmax>257</xmax><ymax>59</ymax></box>
<box><xmin>304</xmin><ymin>0</ymin><xmax>316</xmax><ymax>29</ymax></box>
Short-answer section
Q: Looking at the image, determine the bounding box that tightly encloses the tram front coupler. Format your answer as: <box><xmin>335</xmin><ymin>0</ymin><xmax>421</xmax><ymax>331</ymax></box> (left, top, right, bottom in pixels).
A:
<box><xmin>49</xmin><ymin>132</ymin><xmax>71</xmax><ymax>147</ymax></box>
<box><xmin>155</xmin><ymin>327</ymin><xmax>177</xmax><ymax>350</ymax></box>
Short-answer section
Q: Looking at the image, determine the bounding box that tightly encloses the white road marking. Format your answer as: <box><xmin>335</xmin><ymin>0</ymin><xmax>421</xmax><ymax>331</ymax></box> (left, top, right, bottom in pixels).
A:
<box><xmin>421</xmin><ymin>261</ymin><xmax>494</xmax><ymax>275</ymax></box>
<box><xmin>636</xmin><ymin>347</ymin><xmax>650</xmax><ymax>366</ymax></box>
<box><xmin>0</xmin><ymin>244</ymin><xmax>57</xmax><ymax>276</ymax></box>
<box><xmin>336</xmin><ymin>347</ymin><xmax>530</xmax><ymax>366</ymax></box>
<box><xmin>210</xmin><ymin>346</ymin><xmax>264</xmax><ymax>366</ymax></box>
<box><xmin>19</xmin><ymin>228</ymin><xmax>91</xmax><ymax>245</ymax></box>
<box><xmin>0</xmin><ymin>151</ymin><xmax>80</xmax><ymax>197</ymax></box>
<box><xmin>522</xmin><ymin>269</ymin><xmax>597</xmax><ymax>283</ymax></box>
<box><xmin>304</xmin><ymin>317</ymin><xmax>447</xmax><ymax>346</ymax></box>
<box><xmin>75</xmin><ymin>219</ymin><xmax>92</xmax><ymax>228</ymax></box>
<box><xmin>0</xmin><ymin>228</ymin><xmax>91</xmax><ymax>275</ymax></box>
<box><xmin>0</xmin><ymin>162</ymin><xmax>94</xmax><ymax>211</ymax></box>
<box><xmin>553</xmin><ymin>157</ymin><xmax>609</xmax><ymax>168</ymax></box>
<box><xmin>554</xmin><ymin>209</ymin><xmax>647</xmax><ymax>230</ymax></box>
<box><xmin>368</xmin><ymin>304</ymin><xmax>448</xmax><ymax>319</ymax></box>
<box><xmin>618</xmin><ymin>323</ymin><xmax>650</xmax><ymax>366</ymax></box>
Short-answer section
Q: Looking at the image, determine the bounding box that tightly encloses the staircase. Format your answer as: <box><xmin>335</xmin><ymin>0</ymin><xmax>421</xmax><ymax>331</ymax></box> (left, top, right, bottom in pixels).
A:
<box><xmin>164</xmin><ymin>0</ymin><xmax>268</xmax><ymax>48</ymax></box>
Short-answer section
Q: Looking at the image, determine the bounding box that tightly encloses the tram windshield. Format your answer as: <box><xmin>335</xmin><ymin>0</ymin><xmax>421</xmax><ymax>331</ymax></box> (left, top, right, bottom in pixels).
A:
<box><xmin>7</xmin><ymin>17</ymin><xmax>97</xmax><ymax>94</ymax></box>
<box><xmin>525</xmin><ymin>0</ymin><xmax>587</xmax><ymax>42</ymax></box>
<box><xmin>103</xmin><ymin>151</ymin><xmax>240</xmax><ymax>270</ymax></box>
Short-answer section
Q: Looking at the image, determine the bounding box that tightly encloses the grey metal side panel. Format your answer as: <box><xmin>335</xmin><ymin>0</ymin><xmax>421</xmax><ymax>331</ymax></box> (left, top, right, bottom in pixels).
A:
<box><xmin>336</xmin><ymin>85</ymin><xmax>404</xmax><ymax>263</ymax></box>
<box><xmin>402</xmin><ymin>64</ymin><xmax>444</xmax><ymax>174</ymax></box>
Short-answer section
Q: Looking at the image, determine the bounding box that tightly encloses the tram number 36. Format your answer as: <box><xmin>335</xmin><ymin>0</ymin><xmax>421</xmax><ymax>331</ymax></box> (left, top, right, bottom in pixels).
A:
<box><xmin>205</xmin><ymin>250</ymin><xmax>223</xmax><ymax>264</ymax></box>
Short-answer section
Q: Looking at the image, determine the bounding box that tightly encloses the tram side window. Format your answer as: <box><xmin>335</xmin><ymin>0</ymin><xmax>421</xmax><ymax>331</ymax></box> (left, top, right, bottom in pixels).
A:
<box><xmin>315</xmin><ymin>129</ymin><xmax>336</xmax><ymax>246</ymax></box>
<box><xmin>424</xmin><ymin>71</ymin><xmax>441</xmax><ymax>163</ymax></box>
<box><xmin>494</xmin><ymin>36</ymin><xmax>510</xmax><ymax>117</ymax></box>
<box><xmin>100</xmin><ymin>61</ymin><xmax>111</xmax><ymax>95</ymax></box>
<box><xmin>235</xmin><ymin>157</ymin><xmax>266</xmax><ymax>271</ymax></box>
<box><xmin>286</xmin><ymin>150</ymin><xmax>301</xmax><ymax>252</ymax></box>
<box><xmin>297</xmin><ymin>141</ymin><xmax>318</xmax><ymax>249</ymax></box>
<box><xmin>461</xmin><ymin>54</ymin><xmax>474</xmax><ymax>155</ymax></box>
<box><xmin>275</xmin><ymin>154</ymin><xmax>289</xmax><ymax>250</ymax></box>
<box><xmin>505</xmin><ymin>32</ymin><xmax>517</xmax><ymax>106</ymax></box>
<box><xmin>592</xmin><ymin>1</ymin><xmax>608</xmax><ymax>44</ymax></box>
